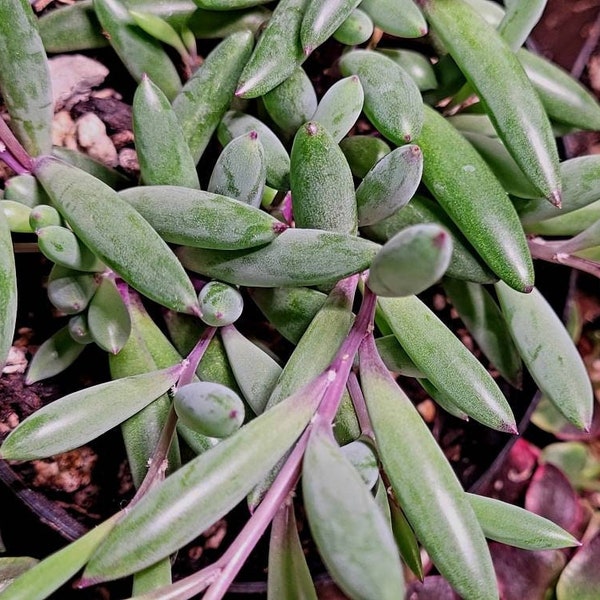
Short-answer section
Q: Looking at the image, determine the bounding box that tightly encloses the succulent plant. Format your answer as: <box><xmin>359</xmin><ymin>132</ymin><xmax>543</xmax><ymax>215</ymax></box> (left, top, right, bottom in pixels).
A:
<box><xmin>0</xmin><ymin>0</ymin><xmax>599</xmax><ymax>598</ymax></box>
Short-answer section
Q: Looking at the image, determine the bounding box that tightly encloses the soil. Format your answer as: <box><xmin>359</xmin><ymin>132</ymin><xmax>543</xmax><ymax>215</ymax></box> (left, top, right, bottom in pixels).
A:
<box><xmin>0</xmin><ymin>1</ymin><xmax>599</xmax><ymax>599</ymax></box>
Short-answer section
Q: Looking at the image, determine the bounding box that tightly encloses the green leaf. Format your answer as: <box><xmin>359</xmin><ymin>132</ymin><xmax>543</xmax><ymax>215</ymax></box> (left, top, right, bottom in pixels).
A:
<box><xmin>495</xmin><ymin>282</ymin><xmax>594</xmax><ymax>430</ymax></box>
<box><xmin>262</xmin><ymin>67</ymin><xmax>318</xmax><ymax>137</ymax></box>
<box><xmin>418</xmin><ymin>378</ymin><xmax>469</xmax><ymax>420</ymax></box>
<box><xmin>374</xmin><ymin>335</ymin><xmax>424</xmax><ymax>378</ymax></box>
<box><xmin>67</xmin><ymin>314</ymin><xmax>94</xmax><ymax>345</ymax></box>
<box><xmin>1</xmin><ymin>365</ymin><xmax>182</xmax><ymax>461</ymax></box>
<box><xmin>378</xmin><ymin>48</ymin><xmax>437</xmax><ymax>91</ymax></box>
<box><xmin>388</xmin><ymin>500</ymin><xmax>423</xmax><ymax>580</ymax></box>
<box><xmin>93</xmin><ymin>0</ymin><xmax>181</xmax><ymax>101</ymax></box>
<box><xmin>311</xmin><ymin>76</ymin><xmax>364</xmax><ymax>143</ymax></box>
<box><xmin>0</xmin><ymin>213</ymin><xmax>17</xmax><ymax>371</ymax></box>
<box><xmin>177</xmin><ymin>228</ymin><xmax>379</xmax><ymax>288</ymax></box>
<box><xmin>236</xmin><ymin>0</ymin><xmax>309</xmax><ymax>98</ymax></box>
<box><xmin>0</xmin><ymin>0</ymin><xmax>52</xmax><ymax>156</ymax></box>
<box><xmin>37</xmin><ymin>225</ymin><xmax>104</xmax><ymax>272</ymax></box>
<box><xmin>360</xmin><ymin>0</ymin><xmax>426</xmax><ymax>38</ymax></box>
<box><xmin>220</xmin><ymin>325</ymin><xmax>282</xmax><ymax>414</ymax></box>
<box><xmin>443</xmin><ymin>278</ymin><xmax>522</xmax><ymax>388</ymax></box>
<box><xmin>498</xmin><ymin>0</ymin><xmax>547</xmax><ymax>51</ymax></box>
<box><xmin>172</xmin><ymin>30</ymin><xmax>254</xmax><ymax>163</ymax></box>
<box><xmin>81</xmin><ymin>377</ymin><xmax>325</xmax><ymax>583</ymax></box>
<box><xmin>87</xmin><ymin>277</ymin><xmax>131</xmax><ymax>354</ymax></box>
<box><xmin>467</xmin><ymin>493</ymin><xmax>580</xmax><ymax>550</ymax></box>
<box><xmin>195</xmin><ymin>0</ymin><xmax>272</xmax><ymax>8</ymax></box>
<box><xmin>24</xmin><ymin>325</ymin><xmax>86</xmax><ymax>384</ymax></box>
<box><xmin>339</xmin><ymin>135</ymin><xmax>391</xmax><ymax>179</ymax></box>
<box><xmin>29</xmin><ymin>205</ymin><xmax>62</xmax><ymax>231</ymax></box>
<box><xmin>332</xmin><ymin>8</ymin><xmax>374</xmax><ymax>46</ymax></box>
<box><xmin>0</xmin><ymin>557</ymin><xmax>38</xmax><ymax>593</ymax></box>
<box><xmin>34</xmin><ymin>157</ymin><xmax>199</xmax><ymax>315</ymax></box>
<box><xmin>3</xmin><ymin>174</ymin><xmax>49</xmax><ymax>208</ymax></box>
<box><xmin>359</xmin><ymin>334</ymin><xmax>497</xmax><ymax>600</ymax></box>
<box><xmin>339</xmin><ymin>50</ymin><xmax>424</xmax><ymax>145</ymax></box>
<box><xmin>133</xmin><ymin>75</ymin><xmax>200</xmax><ymax>189</ymax></box>
<box><xmin>377</xmin><ymin>295</ymin><xmax>516</xmax><ymax>432</ymax></box>
<box><xmin>340</xmin><ymin>439</ymin><xmax>379</xmax><ymax>490</ymax></box>
<box><xmin>302</xmin><ymin>425</ymin><xmax>404</xmax><ymax>600</ymax></box>
<box><xmin>120</xmin><ymin>185</ymin><xmax>284</xmax><ymax>250</ymax></box>
<box><xmin>218</xmin><ymin>111</ymin><xmax>290</xmax><ymax>190</ymax></box>
<box><xmin>207</xmin><ymin>131</ymin><xmax>266</xmax><ymax>208</ymax></box>
<box><xmin>356</xmin><ymin>145</ymin><xmax>423</xmax><ymax>226</ymax></box>
<box><xmin>186</xmin><ymin>5</ymin><xmax>271</xmax><ymax>39</ymax></box>
<box><xmin>267</xmin><ymin>503</ymin><xmax>318</xmax><ymax>600</ymax></box>
<box><xmin>129</xmin><ymin>10</ymin><xmax>189</xmax><ymax>57</ymax></box>
<box><xmin>368</xmin><ymin>224</ymin><xmax>452</xmax><ymax>297</ymax></box>
<box><xmin>556</xmin><ymin>530</ymin><xmax>600</xmax><ymax>600</ymax></box>
<box><xmin>46</xmin><ymin>265</ymin><xmax>99</xmax><ymax>315</ymax></box>
<box><xmin>290</xmin><ymin>121</ymin><xmax>357</xmax><ymax>234</ymax></box>
<box><xmin>0</xmin><ymin>201</ymin><xmax>33</xmax><ymax>233</ymax></box>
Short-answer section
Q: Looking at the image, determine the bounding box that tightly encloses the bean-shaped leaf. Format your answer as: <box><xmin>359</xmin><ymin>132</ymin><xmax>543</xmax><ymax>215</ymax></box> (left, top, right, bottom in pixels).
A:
<box><xmin>339</xmin><ymin>135</ymin><xmax>391</xmax><ymax>179</ymax></box>
<box><xmin>377</xmin><ymin>295</ymin><xmax>517</xmax><ymax>432</ymax></box>
<box><xmin>37</xmin><ymin>226</ymin><xmax>104</xmax><ymax>272</ymax></box>
<box><xmin>443</xmin><ymin>278</ymin><xmax>522</xmax><ymax>388</ymax></box>
<box><xmin>220</xmin><ymin>325</ymin><xmax>282</xmax><ymax>415</ymax></box>
<box><xmin>360</xmin><ymin>0</ymin><xmax>427</xmax><ymax>38</ymax></box>
<box><xmin>416</xmin><ymin>106</ymin><xmax>534</xmax><ymax>292</ymax></box>
<box><xmin>518</xmin><ymin>49</ymin><xmax>600</xmax><ymax>132</ymax></box>
<box><xmin>332</xmin><ymin>8</ymin><xmax>374</xmax><ymax>46</ymax></box>
<box><xmin>495</xmin><ymin>282</ymin><xmax>594</xmax><ymax>430</ymax></box>
<box><xmin>4</xmin><ymin>174</ymin><xmax>49</xmax><ymax>208</ymax></box>
<box><xmin>207</xmin><ymin>131</ymin><xmax>266</xmax><ymax>207</ymax></box>
<box><xmin>1</xmin><ymin>201</ymin><xmax>33</xmax><ymax>233</ymax></box>
<box><xmin>0</xmin><ymin>213</ymin><xmax>17</xmax><ymax>371</ymax></box>
<box><xmin>368</xmin><ymin>224</ymin><xmax>452</xmax><ymax>297</ymax></box>
<box><xmin>236</xmin><ymin>0</ymin><xmax>309</xmax><ymax>98</ymax></box>
<box><xmin>178</xmin><ymin>229</ymin><xmax>378</xmax><ymax>287</ymax></box>
<box><xmin>498</xmin><ymin>0</ymin><xmax>546</xmax><ymax>51</ymax></box>
<box><xmin>420</xmin><ymin>0</ymin><xmax>561</xmax><ymax>204</ymax></box>
<box><xmin>172</xmin><ymin>30</ymin><xmax>254</xmax><ymax>163</ymax></box>
<box><xmin>81</xmin><ymin>376</ymin><xmax>326</xmax><ymax>583</ymax></box>
<box><xmin>467</xmin><ymin>493</ymin><xmax>579</xmax><ymax>550</ymax></box>
<box><xmin>359</xmin><ymin>334</ymin><xmax>497</xmax><ymax>600</ymax></box>
<box><xmin>29</xmin><ymin>205</ymin><xmax>62</xmax><ymax>231</ymax></box>
<box><xmin>218</xmin><ymin>111</ymin><xmax>290</xmax><ymax>190</ymax></box>
<box><xmin>267</xmin><ymin>503</ymin><xmax>318</xmax><ymax>600</ymax></box>
<box><xmin>133</xmin><ymin>75</ymin><xmax>200</xmax><ymax>189</ymax></box>
<box><xmin>357</xmin><ymin>145</ymin><xmax>423</xmax><ymax>226</ymax></box>
<box><xmin>378</xmin><ymin>49</ymin><xmax>437</xmax><ymax>91</ymax></box>
<box><xmin>303</xmin><ymin>425</ymin><xmax>404</xmax><ymax>600</ymax></box>
<box><xmin>339</xmin><ymin>50</ymin><xmax>424</xmax><ymax>144</ymax></box>
<box><xmin>68</xmin><ymin>314</ymin><xmax>93</xmax><ymax>345</ymax></box>
<box><xmin>0</xmin><ymin>514</ymin><xmax>119</xmax><ymax>600</ymax></box>
<box><xmin>262</xmin><ymin>67</ymin><xmax>318</xmax><ymax>138</ymax></box>
<box><xmin>34</xmin><ymin>157</ymin><xmax>199</xmax><ymax>314</ymax></box>
<box><xmin>362</xmin><ymin>194</ymin><xmax>496</xmax><ymax>285</ymax></box>
<box><xmin>47</xmin><ymin>265</ymin><xmax>99</xmax><ymax>315</ymax></box>
<box><xmin>301</xmin><ymin>0</ymin><xmax>362</xmax><ymax>54</ymax></box>
<box><xmin>312</xmin><ymin>76</ymin><xmax>364</xmax><ymax>143</ymax></box>
<box><xmin>87</xmin><ymin>277</ymin><xmax>131</xmax><ymax>354</ymax></box>
<box><xmin>93</xmin><ymin>0</ymin><xmax>181</xmax><ymax>101</ymax></box>
<box><xmin>249</xmin><ymin>286</ymin><xmax>327</xmax><ymax>344</ymax></box>
<box><xmin>0</xmin><ymin>0</ymin><xmax>52</xmax><ymax>156</ymax></box>
<box><xmin>120</xmin><ymin>185</ymin><xmax>284</xmax><ymax>249</ymax></box>
<box><xmin>462</xmin><ymin>131</ymin><xmax>540</xmax><ymax>199</ymax></box>
<box><xmin>1</xmin><ymin>365</ymin><xmax>182</xmax><ymax>460</ymax></box>
<box><xmin>290</xmin><ymin>121</ymin><xmax>357</xmax><ymax>234</ymax></box>
<box><xmin>24</xmin><ymin>326</ymin><xmax>86</xmax><ymax>385</ymax></box>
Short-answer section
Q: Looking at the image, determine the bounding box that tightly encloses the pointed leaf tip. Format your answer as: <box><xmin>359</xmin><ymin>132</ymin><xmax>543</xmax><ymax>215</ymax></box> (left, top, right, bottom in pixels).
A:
<box><xmin>549</xmin><ymin>189</ymin><xmax>562</xmax><ymax>208</ymax></box>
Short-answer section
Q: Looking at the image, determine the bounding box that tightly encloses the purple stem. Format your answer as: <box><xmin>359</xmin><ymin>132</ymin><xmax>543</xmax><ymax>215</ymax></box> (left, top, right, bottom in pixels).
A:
<box><xmin>0</xmin><ymin>150</ymin><xmax>29</xmax><ymax>175</ymax></box>
<box><xmin>0</xmin><ymin>118</ymin><xmax>32</xmax><ymax>172</ymax></box>
<box><xmin>177</xmin><ymin>326</ymin><xmax>217</xmax><ymax>387</ymax></box>
<box><xmin>529</xmin><ymin>237</ymin><xmax>600</xmax><ymax>280</ymax></box>
<box><xmin>347</xmin><ymin>370</ymin><xmax>374</xmax><ymax>438</ymax></box>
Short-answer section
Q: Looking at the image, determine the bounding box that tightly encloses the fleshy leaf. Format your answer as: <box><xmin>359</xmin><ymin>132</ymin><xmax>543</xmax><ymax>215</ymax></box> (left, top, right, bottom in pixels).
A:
<box><xmin>556</xmin><ymin>528</ymin><xmax>600</xmax><ymax>600</ymax></box>
<box><xmin>0</xmin><ymin>213</ymin><xmax>17</xmax><ymax>371</ymax></box>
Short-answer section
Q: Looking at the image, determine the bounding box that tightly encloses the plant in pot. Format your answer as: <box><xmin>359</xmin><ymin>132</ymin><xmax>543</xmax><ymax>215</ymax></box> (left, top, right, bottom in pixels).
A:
<box><xmin>0</xmin><ymin>0</ymin><xmax>599</xmax><ymax>598</ymax></box>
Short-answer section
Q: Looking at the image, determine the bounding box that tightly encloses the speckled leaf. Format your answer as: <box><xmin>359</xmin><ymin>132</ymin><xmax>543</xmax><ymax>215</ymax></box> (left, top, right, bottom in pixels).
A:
<box><xmin>172</xmin><ymin>30</ymin><xmax>254</xmax><ymax>163</ymax></box>
<box><xmin>2</xmin><ymin>365</ymin><xmax>182</xmax><ymax>460</ymax></box>
<box><xmin>339</xmin><ymin>50</ymin><xmax>424</xmax><ymax>145</ymax></box>
<box><xmin>87</xmin><ymin>277</ymin><xmax>131</xmax><ymax>354</ymax></box>
<box><xmin>378</xmin><ymin>49</ymin><xmax>437</xmax><ymax>91</ymax></box>
<box><xmin>290</xmin><ymin>121</ymin><xmax>357</xmax><ymax>233</ymax></box>
<box><xmin>357</xmin><ymin>145</ymin><xmax>423</xmax><ymax>226</ymax></box>
<box><xmin>178</xmin><ymin>229</ymin><xmax>378</xmax><ymax>287</ymax></box>
<box><xmin>303</xmin><ymin>425</ymin><xmax>404</xmax><ymax>600</ymax></box>
<box><xmin>120</xmin><ymin>185</ymin><xmax>283</xmax><ymax>249</ymax></box>
<box><xmin>220</xmin><ymin>325</ymin><xmax>282</xmax><ymax>415</ymax></box>
<box><xmin>208</xmin><ymin>132</ymin><xmax>266</xmax><ymax>207</ymax></box>
<box><xmin>0</xmin><ymin>213</ymin><xmax>17</xmax><ymax>371</ymax></box>
<box><xmin>262</xmin><ymin>67</ymin><xmax>318</xmax><ymax>137</ymax></box>
<box><xmin>368</xmin><ymin>224</ymin><xmax>452</xmax><ymax>297</ymax></box>
<box><xmin>3</xmin><ymin>174</ymin><xmax>49</xmax><ymax>208</ymax></box>
<box><xmin>377</xmin><ymin>295</ymin><xmax>516</xmax><ymax>432</ymax></box>
<box><xmin>81</xmin><ymin>378</ymin><xmax>325</xmax><ymax>583</ymax></box>
<box><xmin>495</xmin><ymin>282</ymin><xmax>594</xmax><ymax>430</ymax></box>
<box><xmin>133</xmin><ymin>75</ymin><xmax>200</xmax><ymax>188</ymax></box>
<box><xmin>341</xmin><ymin>440</ymin><xmax>379</xmax><ymax>490</ymax></box>
<box><xmin>24</xmin><ymin>325</ymin><xmax>86</xmax><ymax>384</ymax></box>
<box><xmin>332</xmin><ymin>8</ymin><xmax>373</xmax><ymax>46</ymax></box>
<box><xmin>34</xmin><ymin>157</ymin><xmax>199</xmax><ymax>314</ymax></box>
<box><xmin>498</xmin><ymin>0</ymin><xmax>546</xmax><ymax>51</ymax></box>
<box><xmin>360</xmin><ymin>0</ymin><xmax>427</xmax><ymax>38</ymax></box>
<box><xmin>443</xmin><ymin>279</ymin><xmax>522</xmax><ymax>388</ymax></box>
<box><xmin>93</xmin><ymin>0</ymin><xmax>181</xmax><ymax>101</ymax></box>
<box><xmin>374</xmin><ymin>335</ymin><xmax>424</xmax><ymax>378</ymax></box>
<box><xmin>37</xmin><ymin>226</ymin><xmax>104</xmax><ymax>272</ymax></box>
<box><xmin>0</xmin><ymin>0</ymin><xmax>52</xmax><ymax>156</ymax></box>
<box><xmin>218</xmin><ymin>111</ymin><xmax>290</xmax><ymax>190</ymax></box>
<box><xmin>359</xmin><ymin>334</ymin><xmax>497</xmax><ymax>600</ymax></box>
<box><xmin>0</xmin><ymin>201</ymin><xmax>33</xmax><ymax>233</ymax></box>
<box><xmin>47</xmin><ymin>265</ymin><xmax>99</xmax><ymax>315</ymax></box>
<box><xmin>300</xmin><ymin>0</ymin><xmax>361</xmax><ymax>54</ymax></box>
<box><xmin>339</xmin><ymin>136</ymin><xmax>391</xmax><ymax>179</ymax></box>
<box><xmin>311</xmin><ymin>76</ymin><xmax>364</xmax><ymax>143</ymax></box>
